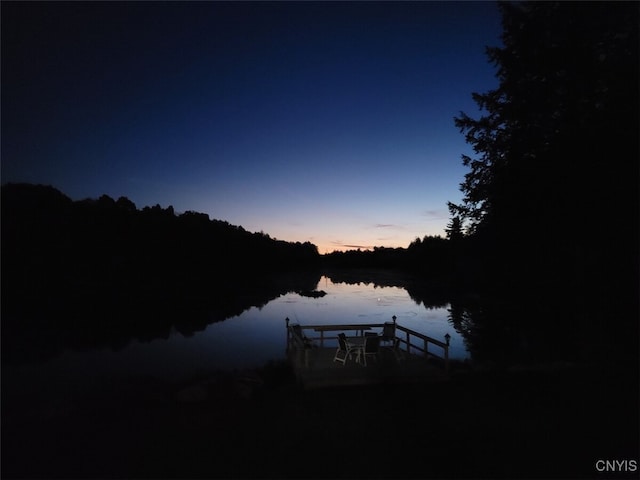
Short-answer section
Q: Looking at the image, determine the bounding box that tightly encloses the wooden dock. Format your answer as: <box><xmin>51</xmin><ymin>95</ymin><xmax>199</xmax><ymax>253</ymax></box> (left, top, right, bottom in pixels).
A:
<box><xmin>286</xmin><ymin>317</ymin><xmax>451</xmax><ymax>389</ymax></box>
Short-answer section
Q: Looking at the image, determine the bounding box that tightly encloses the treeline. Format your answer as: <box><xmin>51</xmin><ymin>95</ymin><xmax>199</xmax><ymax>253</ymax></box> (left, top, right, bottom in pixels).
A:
<box><xmin>2</xmin><ymin>183</ymin><xmax>320</xmax><ymax>300</ymax></box>
<box><xmin>323</xmin><ymin>236</ymin><xmax>469</xmax><ymax>287</ymax></box>
<box><xmin>2</xmin><ymin>183</ymin><xmax>319</xmax><ymax>284</ymax></box>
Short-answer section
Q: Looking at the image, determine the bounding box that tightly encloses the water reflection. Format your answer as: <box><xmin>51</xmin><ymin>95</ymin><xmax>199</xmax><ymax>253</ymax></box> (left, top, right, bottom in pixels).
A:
<box><xmin>5</xmin><ymin>275</ymin><xmax>469</xmax><ymax>389</ymax></box>
<box><xmin>154</xmin><ymin>275</ymin><xmax>468</xmax><ymax>378</ymax></box>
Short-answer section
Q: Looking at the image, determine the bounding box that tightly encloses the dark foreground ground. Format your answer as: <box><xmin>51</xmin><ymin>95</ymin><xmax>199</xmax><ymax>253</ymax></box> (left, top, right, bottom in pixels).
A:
<box><xmin>2</xmin><ymin>362</ymin><xmax>638</xmax><ymax>480</ymax></box>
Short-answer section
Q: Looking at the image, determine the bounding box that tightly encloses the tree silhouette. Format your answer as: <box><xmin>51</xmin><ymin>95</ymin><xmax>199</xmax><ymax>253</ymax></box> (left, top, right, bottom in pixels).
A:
<box><xmin>449</xmin><ymin>1</ymin><xmax>638</xmax><ymax>362</ymax></box>
<box><xmin>445</xmin><ymin>216</ymin><xmax>463</xmax><ymax>241</ymax></box>
<box><xmin>451</xmin><ymin>2</ymin><xmax>637</xmax><ymax>262</ymax></box>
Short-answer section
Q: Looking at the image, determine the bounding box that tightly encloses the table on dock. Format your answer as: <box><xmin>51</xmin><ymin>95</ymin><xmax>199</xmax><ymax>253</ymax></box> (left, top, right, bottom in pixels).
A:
<box><xmin>312</xmin><ymin>325</ymin><xmax>372</xmax><ymax>347</ymax></box>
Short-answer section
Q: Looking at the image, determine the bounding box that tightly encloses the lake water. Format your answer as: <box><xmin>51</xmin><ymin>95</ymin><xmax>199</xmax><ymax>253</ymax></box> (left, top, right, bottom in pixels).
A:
<box><xmin>5</xmin><ymin>276</ymin><xmax>469</xmax><ymax>396</ymax></box>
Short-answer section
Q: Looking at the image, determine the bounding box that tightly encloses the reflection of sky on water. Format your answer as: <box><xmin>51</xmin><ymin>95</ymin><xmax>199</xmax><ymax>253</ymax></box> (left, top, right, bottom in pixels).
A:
<box><xmin>8</xmin><ymin>277</ymin><xmax>469</xmax><ymax>390</ymax></box>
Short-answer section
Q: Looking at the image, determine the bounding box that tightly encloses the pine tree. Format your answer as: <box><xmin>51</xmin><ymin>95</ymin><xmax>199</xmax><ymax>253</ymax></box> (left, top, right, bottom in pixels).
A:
<box><xmin>445</xmin><ymin>216</ymin><xmax>464</xmax><ymax>241</ymax></box>
<box><xmin>451</xmin><ymin>1</ymin><xmax>638</xmax><ymax>269</ymax></box>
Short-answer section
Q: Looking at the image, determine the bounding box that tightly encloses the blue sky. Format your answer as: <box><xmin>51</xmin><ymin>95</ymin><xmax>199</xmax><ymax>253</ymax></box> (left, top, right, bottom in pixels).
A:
<box><xmin>2</xmin><ymin>1</ymin><xmax>502</xmax><ymax>253</ymax></box>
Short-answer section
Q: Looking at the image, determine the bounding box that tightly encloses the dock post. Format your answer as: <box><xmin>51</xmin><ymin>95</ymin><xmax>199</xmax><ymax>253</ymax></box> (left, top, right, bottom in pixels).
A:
<box><xmin>285</xmin><ymin>317</ymin><xmax>290</xmax><ymax>352</ymax></box>
<box><xmin>444</xmin><ymin>333</ymin><xmax>451</xmax><ymax>374</ymax></box>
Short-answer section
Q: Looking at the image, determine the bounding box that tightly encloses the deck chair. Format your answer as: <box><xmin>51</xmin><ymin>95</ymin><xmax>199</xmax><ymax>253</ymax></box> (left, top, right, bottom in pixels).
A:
<box><xmin>380</xmin><ymin>322</ymin><xmax>396</xmax><ymax>346</ymax></box>
<box><xmin>333</xmin><ymin>333</ymin><xmax>360</xmax><ymax>366</ymax></box>
<box><xmin>357</xmin><ymin>334</ymin><xmax>380</xmax><ymax>366</ymax></box>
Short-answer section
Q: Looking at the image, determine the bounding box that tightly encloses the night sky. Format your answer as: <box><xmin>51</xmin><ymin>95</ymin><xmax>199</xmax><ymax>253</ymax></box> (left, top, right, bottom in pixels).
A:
<box><xmin>2</xmin><ymin>1</ymin><xmax>501</xmax><ymax>254</ymax></box>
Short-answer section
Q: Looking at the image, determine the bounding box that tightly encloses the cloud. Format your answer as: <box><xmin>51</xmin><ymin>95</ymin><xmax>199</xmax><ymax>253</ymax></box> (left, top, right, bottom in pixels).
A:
<box><xmin>421</xmin><ymin>209</ymin><xmax>448</xmax><ymax>221</ymax></box>
<box><xmin>343</xmin><ymin>244</ymin><xmax>374</xmax><ymax>250</ymax></box>
<box><xmin>374</xmin><ymin>223</ymin><xmax>396</xmax><ymax>229</ymax></box>
<box><xmin>368</xmin><ymin>223</ymin><xmax>410</xmax><ymax>231</ymax></box>
<box><xmin>330</xmin><ymin>240</ymin><xmax>374</xmax><ymax>250</ymax></box>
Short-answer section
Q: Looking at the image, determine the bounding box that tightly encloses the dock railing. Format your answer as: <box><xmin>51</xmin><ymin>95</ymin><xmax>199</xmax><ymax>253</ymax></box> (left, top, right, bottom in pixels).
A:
<box><xmin>286</xmin><ymin>316</ymin><xmax>451</xmax><ymax>373</ymax></box>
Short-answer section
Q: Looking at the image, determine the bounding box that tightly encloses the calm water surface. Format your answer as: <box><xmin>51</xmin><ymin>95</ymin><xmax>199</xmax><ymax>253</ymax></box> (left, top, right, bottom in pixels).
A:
<box><xmin>9</xmin><ymin>276</ymin><xmax>469</xmax><ymax>390</ymax></box>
